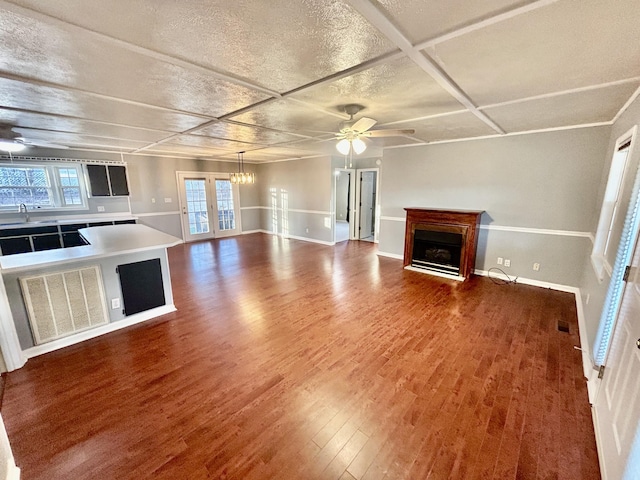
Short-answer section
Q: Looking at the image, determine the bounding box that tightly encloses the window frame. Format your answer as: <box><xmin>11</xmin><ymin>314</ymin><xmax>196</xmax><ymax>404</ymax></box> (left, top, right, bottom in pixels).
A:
<box><xmin>591</xmin><ymin>126</ymin><xmax>637</xmax><ymax>281</ymax></box>
<box><xmin>0</xmin><ymin>162</ymin><xmax>89</xmax><ymax>212</ymax></box>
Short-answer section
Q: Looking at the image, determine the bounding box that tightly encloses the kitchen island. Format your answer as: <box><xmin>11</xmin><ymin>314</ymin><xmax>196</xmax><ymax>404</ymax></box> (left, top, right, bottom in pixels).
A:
<box><xmin>0</xmin><ymin>224</ymin><xmax>182</xmax><ymax>370</ymax></box>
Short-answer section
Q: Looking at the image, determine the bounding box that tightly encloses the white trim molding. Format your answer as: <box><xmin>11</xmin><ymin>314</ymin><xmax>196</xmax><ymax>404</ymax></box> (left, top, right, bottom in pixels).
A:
<box><xmin>376</xmin><ymin>251</ymin><xmax>403</xmax><ymax>260</ymax></box>
<box><xmin>380</xmin><ymin>216</ymin><xmax>406</xmax><ymax>222</ymax></box>
<box><xmin>239</xmin><ymin>206</ymin><xmax>332</xmax><ymax>216</ymax></box>
<box><xmin>22</xmin><ymin>304</ymin><xmax>177</xmax><ymax>359</ymax></box>
<box><xmin>479</xmin><ymin>224</ymin><xmax>592</xmax><ymax>238</ymax></box>
<box><xmin>134</xmin><ymin>211</ymin><xmax>180</xmax><ymax>217</ymax></box>
<box><xmin>379</xmin><ymin>216</ymin><xmax>592</xmax><ymax>239</ymax></box>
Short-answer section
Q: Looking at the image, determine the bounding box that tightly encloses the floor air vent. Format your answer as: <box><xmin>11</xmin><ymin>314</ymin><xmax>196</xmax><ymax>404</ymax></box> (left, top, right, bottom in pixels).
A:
<box><xmin>557</xmin><ymin>320</ymin><xmax>570</xmax><ymax>333</ymax></box>
<box><xmin>20</xmin><ymin>266</ymin><xmax>109</xmax><ymax>345</ymax></box>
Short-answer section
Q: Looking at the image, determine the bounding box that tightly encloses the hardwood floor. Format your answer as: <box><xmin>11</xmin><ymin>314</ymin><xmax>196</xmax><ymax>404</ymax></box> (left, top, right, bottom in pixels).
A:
<box><xmin>2</xmin><ymin>234</ymin><xmax>600</xmax><ymax>479</ymax></box>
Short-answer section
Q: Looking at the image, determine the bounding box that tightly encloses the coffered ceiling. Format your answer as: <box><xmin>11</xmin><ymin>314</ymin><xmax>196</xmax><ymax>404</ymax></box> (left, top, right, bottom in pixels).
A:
<box><xmin>0</xmin><ymin>0</ymin><xmax>638</xmax><ymax>162</ymax></box>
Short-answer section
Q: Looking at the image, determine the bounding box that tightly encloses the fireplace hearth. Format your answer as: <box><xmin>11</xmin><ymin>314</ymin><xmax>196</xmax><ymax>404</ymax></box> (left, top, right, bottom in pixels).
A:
<box><xmin>404</xmin><ymin>208</ymin><xmax>483</xmax><ymax>281</ymax></box>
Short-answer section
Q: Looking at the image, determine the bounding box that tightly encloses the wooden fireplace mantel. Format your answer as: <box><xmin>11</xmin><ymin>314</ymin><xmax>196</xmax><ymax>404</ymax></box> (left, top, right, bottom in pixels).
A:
<box><xmin>404</xmin><ymin>208</ymin><xmax>484</xmax><ymax>280</ymax></box>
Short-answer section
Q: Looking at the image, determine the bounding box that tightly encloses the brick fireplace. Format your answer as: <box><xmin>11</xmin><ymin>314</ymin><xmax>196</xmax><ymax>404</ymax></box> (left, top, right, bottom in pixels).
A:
<box><xmin>403</xmin><ymin>208</ymin><xmax>484</xmax><ymax>281</ymax></box>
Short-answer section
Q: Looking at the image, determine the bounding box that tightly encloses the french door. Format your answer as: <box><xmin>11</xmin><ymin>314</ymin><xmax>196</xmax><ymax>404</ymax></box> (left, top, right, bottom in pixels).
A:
<box><xmin>177</xmin><ymin>173</ymin><xmax>241</xmax><ymax>242</ymax></box>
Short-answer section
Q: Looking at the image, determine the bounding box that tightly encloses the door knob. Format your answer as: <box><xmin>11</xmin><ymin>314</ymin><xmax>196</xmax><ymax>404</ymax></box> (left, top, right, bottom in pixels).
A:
<box><xmin>637</xmin><ymin>339</ymin><xmax>640</xmax><ymax>349</ymax></box>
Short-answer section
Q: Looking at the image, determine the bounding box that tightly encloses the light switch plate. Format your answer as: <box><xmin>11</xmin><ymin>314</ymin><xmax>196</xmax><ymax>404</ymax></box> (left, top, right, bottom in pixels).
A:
<box><xmin>111</xmin><ymin>298</ymin><xmax>120</xmax><ymax>309</ymax></box>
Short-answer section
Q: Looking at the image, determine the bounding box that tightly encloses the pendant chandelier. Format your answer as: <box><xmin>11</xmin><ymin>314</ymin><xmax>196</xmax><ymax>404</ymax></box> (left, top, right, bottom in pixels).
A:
<box><xmin>230</xmin><ymin>151</ymin><xmax>255</xmax><ymax>185</ymax></box>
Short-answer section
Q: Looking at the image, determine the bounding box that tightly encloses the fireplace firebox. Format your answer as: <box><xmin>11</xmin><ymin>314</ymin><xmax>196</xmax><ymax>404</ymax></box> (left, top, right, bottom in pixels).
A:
<box><xmin>404</xmin><ymin>208</ymin><xmax>484</xmax><ymax>281</ymax></box>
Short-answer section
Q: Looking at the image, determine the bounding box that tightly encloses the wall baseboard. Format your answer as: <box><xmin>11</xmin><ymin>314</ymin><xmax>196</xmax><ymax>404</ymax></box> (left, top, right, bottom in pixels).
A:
<box><xmin>242</xmin><ymin>229</ymin><xmax>335</xmax><ymax>246</ymax></box>
<box><xmin>283</xmin><ymin>234</ymin><xmax>335</xmax><ymax>246</ymax></box>
<box><xmin>22</xmin><ymin>304</ymin><xmax>177</xmax><ymax>359</ymax></box>
<box><xmin>376</xmin><ymin>251</ymin><xmax>403</xmax><ymax>260</ymax></box>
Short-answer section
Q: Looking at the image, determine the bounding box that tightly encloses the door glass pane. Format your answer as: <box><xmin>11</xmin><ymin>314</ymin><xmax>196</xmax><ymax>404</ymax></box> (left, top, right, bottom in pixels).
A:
<box><xmin>215</xmin><ymin>180</ymin><xmax>235</xmax><ymax>231</ymax></box>
<box><xmin>185</xmin><ymin>179</ymin><xmax>209</xmax><ymax>235</ymax></box>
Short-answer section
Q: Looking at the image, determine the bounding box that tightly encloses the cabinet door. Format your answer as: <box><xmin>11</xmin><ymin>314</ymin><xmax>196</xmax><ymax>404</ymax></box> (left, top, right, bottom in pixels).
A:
<box><xmin>33</xmin><ymin>234</ymin><xmax>62</xmax><ymax>251</ymax></box>
<box><xmin>108</xmin><ymin>166</ymin><xmax>129</xmax><ymax>196</ymax></box>
<box><xmin>0</xmin><ymin>237</ymin><xmax>32</xmax><ymax>255</ymax></box>
<box><xmin>86</xmin><ymin>165</ymin><xmax>110</xmax><ymax>196</ymax></box>
<box><xmin>117</xmin><ymin>258</ymin><xmax>165</xmax><ymax>316</ymax></box>
<box><xmin>62</xmin><ymin>232</ymin><xmax>87</xmax><ymax>247</ymax></box>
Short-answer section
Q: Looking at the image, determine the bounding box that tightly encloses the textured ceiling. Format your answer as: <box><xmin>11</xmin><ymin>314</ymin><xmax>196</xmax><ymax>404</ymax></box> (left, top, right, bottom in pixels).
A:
<box><xmin>0</xmin><ymin>0</ymin><xmax>638</xmax><ymax>162</ymax></box>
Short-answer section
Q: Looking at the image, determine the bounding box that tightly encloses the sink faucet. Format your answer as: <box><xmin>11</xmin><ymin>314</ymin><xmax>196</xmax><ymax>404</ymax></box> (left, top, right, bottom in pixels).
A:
<box><xmin>18</xmin><ymin>203</ymin><xmax>29</xmax><ymax>223</ymax></box>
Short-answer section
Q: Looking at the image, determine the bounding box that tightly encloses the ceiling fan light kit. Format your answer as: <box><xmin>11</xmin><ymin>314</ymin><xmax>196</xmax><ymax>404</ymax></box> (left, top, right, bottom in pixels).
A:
<box><xmin>335</xmin><ymin>104</ymin><xmax>414</xmax><ymax>157</ymax></box>
<box><xmin>0</xmin><ymin>139</ymin><xmax>26</xmax><ymax>153</ymax></box>
<box><xmin>230</xmin><ymin>151</ymin><xmax>255</xmax><ymax>185</ymax></box>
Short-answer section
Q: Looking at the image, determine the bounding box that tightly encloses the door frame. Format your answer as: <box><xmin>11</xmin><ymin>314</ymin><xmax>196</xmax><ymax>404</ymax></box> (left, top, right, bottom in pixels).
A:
<box><xmin>354</xmin><ymin>168</ymin><xmax>380</xmax><ymax>243</ymax></box>
<box><xmin>333</xmin><ymin>168</ymin><xmax>357</xmax><ymax>242</ymax></box>
<box><xmin>176</xmin><ymin>171</ymin><xmax>242</xmax><ymax>242</ymax></box>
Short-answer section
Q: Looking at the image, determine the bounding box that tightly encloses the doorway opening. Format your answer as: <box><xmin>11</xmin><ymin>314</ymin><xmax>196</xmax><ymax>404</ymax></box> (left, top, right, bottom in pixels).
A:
<box><xmin>356</xmin><ymin>169</ymin><xmax>379</xmax><ymax>243</ymax></box>
<box><xmin>334</xmin><ymin>168</ymin><xmax>355</xmax><ymax>243</ymax></box>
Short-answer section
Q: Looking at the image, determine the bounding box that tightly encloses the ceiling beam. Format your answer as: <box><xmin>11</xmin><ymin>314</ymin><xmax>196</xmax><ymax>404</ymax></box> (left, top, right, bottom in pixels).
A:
<box><xmin>346</xmin><ymin>0</ymin><xmax>505</xmax><ymax>135</ymax></box>
<box><xmin>0</xmin><ymin>0</ymin><xmax>282</xmax><ymax>99</ymax></box>
<box><xmin>0</xmin><ymin>106</ymin><xmax>176</xmax><ymax>134</ymax></box>
<box><xmin>414</xmin><ymin>0</ymin><xmax>562</xmax><ymax>50</ymax></box>
<box><xmin>479</xmin><ymin>77</ymin><xmax>640</xmax><ymax>110</ymax></box>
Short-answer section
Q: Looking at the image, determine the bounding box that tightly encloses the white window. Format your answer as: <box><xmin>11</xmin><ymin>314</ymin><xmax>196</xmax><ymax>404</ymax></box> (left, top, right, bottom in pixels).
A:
<box><xmin>0</xmin><ymin>163</ymin><xmax>88</xmax><ymax>211</ymax></box>
<box><xmin>592</xmin><ymin>126</ymin><xmax>637</xmax><ymax>280</ymax></box>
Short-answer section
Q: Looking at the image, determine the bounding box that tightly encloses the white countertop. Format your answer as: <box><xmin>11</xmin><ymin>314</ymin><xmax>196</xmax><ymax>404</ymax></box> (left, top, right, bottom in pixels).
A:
<box><xmin>0</xmin><ymin>214</ymin><xmax>137</xmax><ymax>230</ymax></box>
<box><xmin>0</xmin><ymin>224</ymin><xmax>182</xmax><ymax>273</ymax></box>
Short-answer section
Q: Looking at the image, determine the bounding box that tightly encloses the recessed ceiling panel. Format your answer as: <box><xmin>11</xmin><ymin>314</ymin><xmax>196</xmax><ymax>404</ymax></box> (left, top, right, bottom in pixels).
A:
<box><xmin>0</xmin><ymin>111</ymin><xmax>169</xmax><ymax>143</ymax></box>
<box><xmin>374</xmin><ymin>0</ymin><xmax>528</xmax><ymax>43</ymax></box>
<box><xmin>290</xmin><ymin>57</ymin><xmax>463</xmax><ymax>123</ymax></box>
<box><xmin>0</xmin><ymin>9</ymin><xmax>270</xmax><ymax>117</ymax></box>
<box><xmin>229</xmin><ymin>100</ymin><xmax>345</xmax><ymax>134</ymax></box>
<box><xmin>430</xmin><ymin>0</ymin><xmax>640</xmax><ymax>104</ymax></box>
<box><xmin>9</xmin><ymin>0</ymin><xmax>397</xmax><ymax>93</ymax></box>
<box><xmin>0</xmin><ymin>79</ymin><xmax>209</xmax><ymax>132</ymax></box>
<box><xmin>410</xmin><ymin>112</ymin><xmax>497</xmax><ymax>143</ymax></box>
<box><xmin>193</xmin><ymin>121</ymin><xmax>307</xmax><ymax>145</ymax></box>
<box><xmin>483</xmin><ymin>83</ymin><xmax>640</xmax><ymax>132</ymax></box>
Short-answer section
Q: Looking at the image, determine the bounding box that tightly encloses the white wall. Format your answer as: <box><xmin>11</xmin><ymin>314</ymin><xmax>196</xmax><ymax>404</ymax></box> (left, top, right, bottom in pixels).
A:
<box><xmin>377</xmin><ymin>127</ymin><xmax>611</xmax><ymax>286</ymax></box>
<box><xmin>254</xmin><ymin>156</ymin><xmax>334</xmax><ymax>243</ymax></box>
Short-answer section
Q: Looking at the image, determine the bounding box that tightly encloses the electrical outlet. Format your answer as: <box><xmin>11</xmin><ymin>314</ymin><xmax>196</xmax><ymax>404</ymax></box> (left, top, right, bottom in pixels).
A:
<box><xmin>111</xmin><ymin>298</ymin><xmax>120</xmax><ymax>309</ymax></box>
<box><xmin>164</xmin><ymin>197</ymin><xmax>172</xmax><ymax>203</ymax></box>
<box><xmin>97</xmin><ymin>206</ymin><xmax>105</xmax><ymax>212</ymax></box>
<box><xmin>533</xmin><ymin>263</ymin><xmax>540</xmax><ymax>271</ymax></box>
<box><xmin>504</xmin><ymin>259</ymin><xmax>511</xmax><ymax>267</ymax></box>
<box><xmin>497</xmin><ymin>257</ymin><xmax>503</xmax><ymax>265</ymax></box>
<box><xmin>151</xmin><ymin>198</ymin><xmax>156</xmax><ymax>203</ymax></box>
<box><xmin>305</xmin><ymin>228</ymin><xmax>309</xmax><ymax>233</ymax></box>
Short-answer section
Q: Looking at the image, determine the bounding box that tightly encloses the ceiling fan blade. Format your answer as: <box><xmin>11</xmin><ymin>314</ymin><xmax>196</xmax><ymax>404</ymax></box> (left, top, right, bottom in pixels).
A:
<box><xmin>362</xmin><ymin>129</ymin><xmax>416</xmax><ymax>138</ymax></box>
<box><xmin>350</xmin><ymin>117</ymin><xmax>377</xmax><ymax>133</ymax></box>
<box><xmin>20</xmin><ymin>138</ymin><xmax>69</xmax><ymax>149</ymax></box>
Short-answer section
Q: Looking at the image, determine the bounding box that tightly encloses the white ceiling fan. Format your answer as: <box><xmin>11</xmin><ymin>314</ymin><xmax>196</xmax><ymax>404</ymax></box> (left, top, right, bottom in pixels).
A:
<box><xmin>335</xmin><ymin>104</ymin><xmax>415</xmax><ymax>155</ymax></box>
<box><xmin>0</xmin><ymin>125</ymin><xmax>69</xmax><ymax>153</ymax></box>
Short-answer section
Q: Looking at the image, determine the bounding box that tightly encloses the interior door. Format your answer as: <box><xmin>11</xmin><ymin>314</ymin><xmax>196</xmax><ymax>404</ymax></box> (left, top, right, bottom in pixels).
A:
<box><xmin>178</xmin><ymin>173</ymin><xmax>241</xmax><ymax>242</ymax></box>
<box><xmin>358</xmin><ymin>171</ymin><xmax>377</xmax><ymax>241</ymax></box>
<box><xmin>595</xmin><ymin>234</ymin><xmax>640</xmax><ymax>479</ymax></box>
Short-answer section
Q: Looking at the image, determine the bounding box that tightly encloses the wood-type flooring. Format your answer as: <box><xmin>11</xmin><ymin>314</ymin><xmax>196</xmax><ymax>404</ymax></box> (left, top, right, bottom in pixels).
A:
<box><xmin>2</xmin><ymin>234</ymin><xmax>601</xmax><ymax>479</ymax></box>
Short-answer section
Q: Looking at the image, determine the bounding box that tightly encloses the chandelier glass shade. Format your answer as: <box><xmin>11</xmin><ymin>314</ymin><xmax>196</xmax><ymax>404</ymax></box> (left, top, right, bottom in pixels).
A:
<box><xmin>230</xmin><ymin>151</ymin><xmax>255</xmax><ymax>185</ymax></box>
